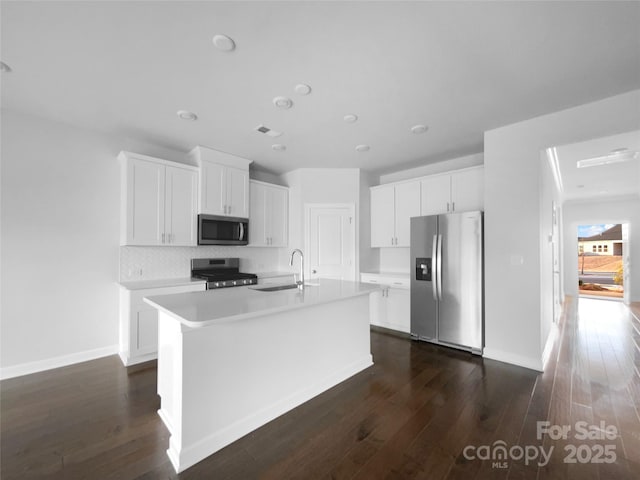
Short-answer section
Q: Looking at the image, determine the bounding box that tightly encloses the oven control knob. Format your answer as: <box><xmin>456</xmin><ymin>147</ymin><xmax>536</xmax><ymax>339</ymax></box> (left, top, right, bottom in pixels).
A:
<box><xmin>213</xmin><ymin>282</ymin><xmax>219</xmax><ymax>288</ymax></box>
<box><xmin>233</xmin><ymin>281</ymin><xmax>238</xmax><ymax>286</ymax></box>
<box><xmin>243</xmin><ymin>279</ymin><xmax>249</xmax><ymax>285</ymax></box>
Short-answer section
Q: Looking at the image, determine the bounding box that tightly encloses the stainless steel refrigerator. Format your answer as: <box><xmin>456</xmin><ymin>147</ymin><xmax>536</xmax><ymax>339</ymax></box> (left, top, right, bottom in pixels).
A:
<box><xmin>410</xmin><ymin>211</ymin><xmax>483</xmax><ymax>354</ymax></box>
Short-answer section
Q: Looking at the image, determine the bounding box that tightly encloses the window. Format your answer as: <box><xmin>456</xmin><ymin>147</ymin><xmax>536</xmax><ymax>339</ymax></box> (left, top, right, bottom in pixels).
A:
<box><xmin>598</xmin><ymin>245</ymin><xmax>603</xmax><ymax>252</ymax></box>
<box><xmin>604</xmin><ymin>245</ymin><xmax>608</xmax><ymax>252</ymax></box>
<box><xmin>579</xmin><ymin>245</ymin><xmax>584</xmax><ymax>254</ymax></box>
<box><xmin>593</xmin><ymin>245</ymin><xmax>597</xmax><ymax>252</ymax></box>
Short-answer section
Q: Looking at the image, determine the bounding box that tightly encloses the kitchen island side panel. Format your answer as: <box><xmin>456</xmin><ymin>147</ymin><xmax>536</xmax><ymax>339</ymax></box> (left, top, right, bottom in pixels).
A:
<box><xmin>157</xmin><ymin>294</ymin><xmax>373</xmax><ymax>473</ymax></box>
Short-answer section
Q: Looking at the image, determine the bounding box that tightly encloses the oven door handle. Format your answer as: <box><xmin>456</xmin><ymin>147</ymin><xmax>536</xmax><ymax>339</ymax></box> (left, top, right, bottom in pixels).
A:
<box><xmin>239</xmin><ymin>222</ymin><xmax>245</xmax><ymax>241</ymax></box>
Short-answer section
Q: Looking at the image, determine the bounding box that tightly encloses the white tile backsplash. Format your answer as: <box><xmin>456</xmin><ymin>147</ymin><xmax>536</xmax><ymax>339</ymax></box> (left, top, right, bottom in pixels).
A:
<box><xmin>119</xmin><ymin>246</ymin><xmax>287</xmax><ymax>281</ymax></box>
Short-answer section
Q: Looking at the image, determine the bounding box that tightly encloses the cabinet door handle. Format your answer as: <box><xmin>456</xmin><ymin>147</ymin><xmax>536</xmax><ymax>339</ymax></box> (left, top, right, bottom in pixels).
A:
<box><xmin>162</xmin><ymin>233</ymin><xmax>165</xmax><ymax>243</ymax></box>
<box><xmin>452</xmin><ymin>201</ymin><xmax>455</xmax><ymax>211</ymax></box>
<box><xmin>447</xmin><ymin>202</ymin><xmax>450</xmax><ymax>212</ymax></box>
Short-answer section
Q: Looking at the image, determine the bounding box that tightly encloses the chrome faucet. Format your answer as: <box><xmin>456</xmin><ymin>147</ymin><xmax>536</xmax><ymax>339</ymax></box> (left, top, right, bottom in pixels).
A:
<box><xmin>289</xmin><ymin>249</ymin><xmax>304</xmax><ymax>289</ymax></box>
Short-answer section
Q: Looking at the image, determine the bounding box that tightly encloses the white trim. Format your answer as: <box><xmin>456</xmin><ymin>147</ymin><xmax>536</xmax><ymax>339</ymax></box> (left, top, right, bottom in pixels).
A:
<box><xmin>0</xmin><ymin>344</ymin><xmax>119</xmax><ymax>380</ymax></box>
<box><xmin>373</xmin><ymin>164</ymin><xmax>483</xmax><ymax>189</ymax></box>
<box><xmin>482</xmin><ymin>347</ymin><xmax>543</xmax><ymax>372</ymax></box>
<box><xmin>118</xmin><ymin>151</ymin><xmax>198</xmax><ymax>171</ymax></box>
<box><xmin>541</xmin><ymin>323</ymin><xmax>560</xmax><ymax>371</ymax></box>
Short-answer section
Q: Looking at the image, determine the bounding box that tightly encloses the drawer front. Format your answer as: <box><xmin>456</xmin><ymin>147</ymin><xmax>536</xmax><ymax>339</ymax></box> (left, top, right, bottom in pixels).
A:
<box><xmin>360</xmin><ymin>274</ymin><xmax>410</xmax><ymax>290</ymax></box>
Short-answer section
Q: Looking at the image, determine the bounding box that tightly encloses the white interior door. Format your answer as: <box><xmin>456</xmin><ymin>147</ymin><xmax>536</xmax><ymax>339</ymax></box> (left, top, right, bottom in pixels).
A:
<box><xmin>305</xmin><ymin>205</ymin><xmax>356</xmax><ymax>281</ymax></box>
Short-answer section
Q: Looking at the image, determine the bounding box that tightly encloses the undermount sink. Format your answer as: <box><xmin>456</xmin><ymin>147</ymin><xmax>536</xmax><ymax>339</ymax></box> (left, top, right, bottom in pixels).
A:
<box><xmin>250</xmin><ymin>283</ymin><xmax>318</xmax><ymax>292</ymax></box>
<box><xmin>252</xmin><ymin>284</ymin><xmax>300</xmax><ymax>292</ymax></box>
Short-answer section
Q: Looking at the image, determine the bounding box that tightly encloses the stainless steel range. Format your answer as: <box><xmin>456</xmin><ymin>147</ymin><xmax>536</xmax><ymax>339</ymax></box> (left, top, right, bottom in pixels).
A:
<box><xmin>191</xmin><ymin>258</ymin><xmax>258</xmax><ymax>289</ymax></box>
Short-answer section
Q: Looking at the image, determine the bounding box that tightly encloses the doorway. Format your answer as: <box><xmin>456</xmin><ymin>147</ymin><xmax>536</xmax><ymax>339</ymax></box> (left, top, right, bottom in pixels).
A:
<box><xmin>304</xmin><ymin>204</ymin><xmax>356</xmax><ymax>281</ymax></box>
<box><xmin>577</xmin><ymin>223</ymin><xmax>625</xmax><ymax>300</ymax></box>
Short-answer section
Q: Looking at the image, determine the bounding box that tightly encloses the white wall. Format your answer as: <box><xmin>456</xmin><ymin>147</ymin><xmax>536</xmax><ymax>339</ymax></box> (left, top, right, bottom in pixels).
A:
<box><xmin>0</xmin><ymin>110</ymin><xmax>282</xmax><ymax>378</ymax></box>
<box><xmin>484</xmin><ymin>89</ymin><xmax>640</xmax><ymax>372</ymax></box>
<box><xmin>283</xmin><ymin>168</ymin><xmax>364</xmax><ymax>279</ymax></box>
<box><xmin>562</xmin><ymin>197</ymin><xmax>640</xmax><ymax>302</ymax></box>
<box><xmin>379</xmin><ymin>153</ymin><xmax>483</xmax><ymax>184</ymax></box>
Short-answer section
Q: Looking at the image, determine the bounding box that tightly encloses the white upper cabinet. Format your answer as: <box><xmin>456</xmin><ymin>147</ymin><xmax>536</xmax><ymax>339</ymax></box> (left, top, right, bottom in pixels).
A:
<box><xmin>370</xmin><ymin>181</ymin><xmax>420</xmax><ymax>247</ymax></box>
<box><xmin>450</xmin><ymin>167</ymin><xmax>484</xmax><ymax>213</ymax></box>
<box><xmin>249</xmin><ymin>180</ymin><xmax>288</xmax><ymax>247</ymax></box>
<box><xmin>120</xmin><ymin>152</ymin><xmax>198</xmax><ymax>246</ymax></box>
<box><xmin>370</xmin><ymin>186</ymin><xmax>395</xmax><ymax>247</ymax></box>
<box><xmin>190</xmin><ymin>146</ymin><xmax>252</xmax><ymax>218</ymax></box>
<box><xmin>421</xmin><ymin>166</ymin><xmax>484</xmax><ymax>215</ymax></box>
<box><xmin>164</xmin><ymin>166</ymin><xmax>198</xmax><ymax>246</ymax></box>
<box><xmin>394</xmin><ymin>181</ymin><xmax>421</xmax><ymax>246</ymax></box>
<box><xmin>420</xmin><ymin>174</ymin><xmax>450</xmax><ymax>216</ymax></box>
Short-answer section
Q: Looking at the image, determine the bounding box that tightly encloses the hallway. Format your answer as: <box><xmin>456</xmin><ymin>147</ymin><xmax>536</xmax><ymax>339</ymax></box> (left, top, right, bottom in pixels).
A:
<box><xmin>533</xmin><ymin>297</ymin><xmax>640</xmax><ymax>478</ymax></box>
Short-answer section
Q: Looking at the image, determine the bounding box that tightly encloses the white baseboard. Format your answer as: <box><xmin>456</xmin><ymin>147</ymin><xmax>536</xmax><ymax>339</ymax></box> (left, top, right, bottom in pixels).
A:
<box><xmin>482</xmin><ymin>347</ymin><xmax>543</xmax><ymax>372</ymax></box>
<box><xmin>541</xmin><ymin>324</ymin><xmax>560</xmax><ymax>371</ymax></box>
<box><xmin>170</xmin><ymin>355</ymin><xmax>373</xmax><ymax>473</ymax></box>
<box><xmin>0</xmin><ymin>344</ymin><xmax>119</xmax><ymax>380</ymax></box>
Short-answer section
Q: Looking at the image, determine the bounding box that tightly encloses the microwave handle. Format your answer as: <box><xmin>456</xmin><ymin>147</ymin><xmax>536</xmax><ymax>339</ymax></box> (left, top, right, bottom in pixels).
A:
<box><xmin>239</xmin><ymin>222</ymin><xmax>245</xmax><ymax>241</ymax></box>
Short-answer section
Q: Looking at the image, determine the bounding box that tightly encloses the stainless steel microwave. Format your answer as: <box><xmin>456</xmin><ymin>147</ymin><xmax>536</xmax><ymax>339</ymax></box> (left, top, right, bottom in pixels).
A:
<box><xmin>197</xmin><ymin>214</ymin><xmax>248</xmax><ymax>245</ymax></box>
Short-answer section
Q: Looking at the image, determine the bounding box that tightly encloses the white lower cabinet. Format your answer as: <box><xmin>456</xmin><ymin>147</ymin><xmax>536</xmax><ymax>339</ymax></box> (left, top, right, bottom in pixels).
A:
<box><xmin>119</xmin><ymin>282</ymin><xmax>206</xmax><ymax>366</ymax></box>
<box><xmin>360</xmin><ymin>273</ymin><xmax>410</xmax><ymax>333</ymax></box>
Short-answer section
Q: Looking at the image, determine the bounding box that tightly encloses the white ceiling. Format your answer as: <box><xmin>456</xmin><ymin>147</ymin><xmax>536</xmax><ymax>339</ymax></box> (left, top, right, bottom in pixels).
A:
<box><xmin>2</xmin><ymin>1</ymin><xmax>639</xmax><ymax>175</ymax></box>
<box><xmin>554</xmin><ymin>130</ymin><xmax>640</xmax><ymax>202</ymax></box>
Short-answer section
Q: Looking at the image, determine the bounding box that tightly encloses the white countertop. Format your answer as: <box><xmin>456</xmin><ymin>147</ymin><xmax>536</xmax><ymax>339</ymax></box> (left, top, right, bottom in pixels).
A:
<box><xmin>119</xmin><ymin>277</ymin><xmax>207</xmax><ymax>290</ymax></box>
<box><xmin>144</xmin><ymin>278</ymin><xmax>380</xmax><ymax>328</ymax></box>
<box><xmin>361</xmin><ymin>271</ymin><xmax>410</xmax><ymax>280</ymax></box>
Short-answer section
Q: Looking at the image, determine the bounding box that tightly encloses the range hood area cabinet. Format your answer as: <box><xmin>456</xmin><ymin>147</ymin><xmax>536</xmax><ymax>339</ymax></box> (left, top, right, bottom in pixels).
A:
<box><xmin>248</xmin><ymin>180</ymin><xmax>289</xmax><ymax>247</ymax></box>
<box><xmin>370</xmin><ymin>181</ymin><xmax>421</xmax><ymax>247</ymax></box>
<box><xmin>189</xmin><ymin>146</ymin><xmax>252</xmax><ymax>218</ymax></box>
<box><xmin>119</xmin><ymin>151</ymin><xmax>198</xmax><ymax>246</ymax></box>
<box><xmin>370</xmin><ymin>166</ymin><xmax>484</xmax><ymax>248</ymax></box>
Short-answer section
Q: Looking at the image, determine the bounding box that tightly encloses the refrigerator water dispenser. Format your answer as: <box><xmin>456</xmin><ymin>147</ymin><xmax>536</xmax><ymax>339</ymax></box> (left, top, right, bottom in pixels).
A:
<box><xmin>415</xmin><ymin>257</ymin><xmax>432</xmax><ymax>281</ymax></box>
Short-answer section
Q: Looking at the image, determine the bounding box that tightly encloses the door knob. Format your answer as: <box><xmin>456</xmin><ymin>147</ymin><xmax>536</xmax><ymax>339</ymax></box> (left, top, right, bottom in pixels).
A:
<box><xmin>312</xmin><ymin>269</ymin><xmax>317</xmax><ymax>274</ymax></box>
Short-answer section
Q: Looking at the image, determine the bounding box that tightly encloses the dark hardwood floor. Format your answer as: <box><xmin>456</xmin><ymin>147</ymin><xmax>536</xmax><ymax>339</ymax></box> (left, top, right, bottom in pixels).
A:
<box><xmin>2</xmin><ymin>298</ymin><xmax>639</xmax><ymax>479</ymax></box>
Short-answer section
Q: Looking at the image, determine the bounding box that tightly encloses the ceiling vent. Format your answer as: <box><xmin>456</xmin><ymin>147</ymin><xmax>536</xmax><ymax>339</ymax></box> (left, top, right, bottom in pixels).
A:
<box><xmin>255</xmin><ymin>125</ymin><xmax>283</xmax><ymax>138</ymax></box>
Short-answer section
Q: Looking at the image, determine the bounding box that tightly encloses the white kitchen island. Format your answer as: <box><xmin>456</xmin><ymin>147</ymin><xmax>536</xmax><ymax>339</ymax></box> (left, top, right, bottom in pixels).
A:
<box><xmin>144</xmin><ymin>278</ymin><xmax>379</xmax><ymax>473</ymax></box>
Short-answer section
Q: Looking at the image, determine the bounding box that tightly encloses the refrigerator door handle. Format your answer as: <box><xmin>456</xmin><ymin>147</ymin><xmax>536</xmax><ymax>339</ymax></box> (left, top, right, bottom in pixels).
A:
<box><xmin>437</xmin><ymin>234</ymin><xmax>443</xmax><ymax>300</ymax></box>
<box><xmin>431</xmin><ymin>235</ymin><xmax>438</xmax><ymax>300</ymax></box>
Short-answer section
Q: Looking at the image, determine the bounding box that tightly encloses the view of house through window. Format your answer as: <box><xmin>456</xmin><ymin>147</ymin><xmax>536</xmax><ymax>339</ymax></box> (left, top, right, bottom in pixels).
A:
<box><xmin>578</xmin><ymin>224</ymin><xmax>624</xmax><ymax>299</ymax></box>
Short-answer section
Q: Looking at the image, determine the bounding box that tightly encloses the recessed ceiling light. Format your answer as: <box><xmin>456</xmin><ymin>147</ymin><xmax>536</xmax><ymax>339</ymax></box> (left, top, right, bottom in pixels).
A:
<box><xmin>344</xmin><ymin>114</ymin><xmax>358</xmax><ymax>123</ymax></box>
<box><xmin>294</xmin><ymin>84</ymin><xmax>312</xmax><ymax>95</ymax></box>
<box><xmin>411</xmin><ymin>124</ymin><xmax>429</xmax><ymax>134</ymax></box>
<box><xmin>177</xmin><ymin>110</ymin><xmax>198</xmax><ymax>121</ymax></box>
<box><xmin>273</xmin><ymin>96</ymin><xmax>293</xmax><ymax>109</ymax></box>
<box><xmin>212</xmin><ymin>34</ymin><xmax>236</xmax><ymax>52</ymax></box>
<box><xmin>355</xmin><ymin>144</ymin><xmax>370</xmax><ymax>152</ymax></box>
<box><xmin>0</xmin><ymin>61</ymin><xmax>12</xmax><ymax>73</ymax></box>
<box><xmin>272</xmin><ymin>144</ymin><xmax>286</xmax><ymax>152</ymax></box>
